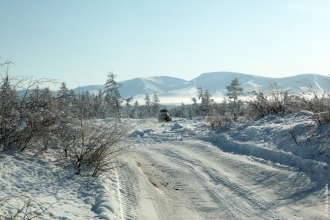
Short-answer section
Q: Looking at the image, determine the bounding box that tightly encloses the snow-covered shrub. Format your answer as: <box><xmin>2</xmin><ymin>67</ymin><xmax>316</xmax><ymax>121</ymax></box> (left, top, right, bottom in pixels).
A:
<box><xmin>0</xmin><ymin>85</ymin><xmax>68</xmax><ymax>153</ymax></box>
<box><xmin>0</xmin><ymin>60</ymin><xmax>71</xmax><ymax>153</ymax></box>
<box><xmin>207</xmin><ymin>115</ymin><xmax>232</xmax><ymax>131</ymax></box>
<box><xmin>246</xmin><ymin>82</ymin><xmax>293</xmax><ymax>120</ymax></box>
<box><xmin>61</xmin><ymin>120</ymin><xmax>128</xmax><ymax>177</ymax></box>
<box><xmin>295</xmin><ymin>79</ymin><xmax>330</xmax><ymax>126</ymax></box>
<box><xmin>0</xmin><ymin>66</ymin><xmax>21</xmax><ymax>151</ymax></box>
<box><xmin>0</xmin><ymin>193</ymin><xmax>55</xmax><ymax>219</ymax></box>
<box><xmin>0</xmin><ymin>62</ymin><xmax>130</xmax><ymax>178</ymax></box>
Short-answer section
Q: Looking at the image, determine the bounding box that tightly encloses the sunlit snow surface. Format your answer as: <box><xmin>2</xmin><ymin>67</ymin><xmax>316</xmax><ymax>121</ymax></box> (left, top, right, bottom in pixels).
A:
<box><xmin>1</xmin><ymin>112</ymin><xmax>329</xmax><ymax>219</ymax></box>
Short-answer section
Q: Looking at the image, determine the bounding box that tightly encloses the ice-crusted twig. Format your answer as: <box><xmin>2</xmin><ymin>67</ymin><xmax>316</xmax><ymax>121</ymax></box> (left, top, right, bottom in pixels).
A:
<box><xmin>0</xmin><ymin>193</ymin><xmax>57</xmax><ymax>220</ymax></box>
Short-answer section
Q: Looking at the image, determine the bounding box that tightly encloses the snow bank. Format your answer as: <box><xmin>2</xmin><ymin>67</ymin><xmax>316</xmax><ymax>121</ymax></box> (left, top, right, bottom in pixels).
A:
<box><xmin>200</xmin><ymin>111</ymin><xmax>330</xmax><ymax>185</ymax></box>
<box><xmin>91</xmin><ymin>172</ymin><xmax>122</xmax><ymax>220</ymax></box>
<box><xmin>0</xmin><ymin>152</ymin><xmax>119</xmax><ymax>219</ymax></box>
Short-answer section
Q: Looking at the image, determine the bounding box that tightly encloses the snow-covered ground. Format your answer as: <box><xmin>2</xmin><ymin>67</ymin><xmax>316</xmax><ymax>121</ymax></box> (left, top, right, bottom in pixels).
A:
<box><xmin>1</xmin><ymin>112</ymin><xmax>329</xmax><ymax>219</ymax></box>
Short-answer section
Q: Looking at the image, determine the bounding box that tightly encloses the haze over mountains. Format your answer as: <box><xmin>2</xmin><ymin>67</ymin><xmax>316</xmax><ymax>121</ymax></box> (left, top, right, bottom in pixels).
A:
<box><xmin>73</xmin><ymin>72</ymin><xmax>330</xmax><ymax>104</ymax></box>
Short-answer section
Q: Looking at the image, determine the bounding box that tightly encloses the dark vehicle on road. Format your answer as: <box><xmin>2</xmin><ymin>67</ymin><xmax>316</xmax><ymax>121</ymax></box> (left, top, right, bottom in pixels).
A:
<box><xmin>158</xmin><ymin>109</ymin><xmax>172</xmax><ymax>122</ymax></box>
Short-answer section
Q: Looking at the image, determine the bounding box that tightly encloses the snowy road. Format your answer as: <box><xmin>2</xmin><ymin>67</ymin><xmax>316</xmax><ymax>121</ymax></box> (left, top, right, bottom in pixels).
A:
<box><xmin>0</xmin><ymin>116</ymin><xmax>326</xmax><ymax>219</ymax></box>
<box><xmin>115</xmin><ymin>139</ymin><xmax>323</xmax><ymax>220</ymax></box>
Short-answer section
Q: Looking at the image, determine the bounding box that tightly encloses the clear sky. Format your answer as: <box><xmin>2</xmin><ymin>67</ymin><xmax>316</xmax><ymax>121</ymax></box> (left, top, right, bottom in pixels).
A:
<box><xmin>1</xmin><ymin>0</ymin><xmax>330</xmax><ymax>89</ymax></box>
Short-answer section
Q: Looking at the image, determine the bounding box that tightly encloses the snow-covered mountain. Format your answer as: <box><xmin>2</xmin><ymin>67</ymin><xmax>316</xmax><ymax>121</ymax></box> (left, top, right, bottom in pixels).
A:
<box><xmin>191</xmin><ymin>72</ymin><xmax>329</xmax><ymax>96</ymax></box>
<box><xmin>72</xmin><ymin>76</ymin><xmax>187</xmax><ymax>97</ymax></box>
<box><xmin>73</xmin><ymin>72</ymin><xmax>330</xmax><ymax>103</ymax></box>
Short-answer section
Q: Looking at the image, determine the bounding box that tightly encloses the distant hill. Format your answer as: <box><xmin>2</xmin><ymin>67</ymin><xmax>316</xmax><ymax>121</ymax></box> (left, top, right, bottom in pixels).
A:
<box><xmin>72</xmin><ymin>72</ymin><xmax>330</xmax><ymax>104</ymax></box>
<box><xmin>190</xmin><ymin>72</ymin><xmax>329</xmax><ymax>96</ymax></box>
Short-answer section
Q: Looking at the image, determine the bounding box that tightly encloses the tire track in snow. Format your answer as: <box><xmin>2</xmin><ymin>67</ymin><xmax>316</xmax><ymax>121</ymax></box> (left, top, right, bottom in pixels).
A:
<box><xmin>155</xmin><ymin>146</ymin><xmax>279</xmax><ymax>219</ymax></box>
<box><xmin>148</xmin><ymin>148</ymin><xmax>237</xmax><ymax>219</ymax></box>
<box><xmin>116</xmin><ymin>162</ymin><xmax>139</xmax><ymax>220</ymax></box>
<box><xmin>114</xmin><ymin>168</ymin><xmax>124</xmax><ymax>219</ymax></box>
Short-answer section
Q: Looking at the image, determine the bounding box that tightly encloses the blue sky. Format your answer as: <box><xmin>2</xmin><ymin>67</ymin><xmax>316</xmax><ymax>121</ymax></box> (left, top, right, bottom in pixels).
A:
<box><xmin>1</xmin><ymin>0</ymin><xmax>330</xmax><ymax>89</ymax></box>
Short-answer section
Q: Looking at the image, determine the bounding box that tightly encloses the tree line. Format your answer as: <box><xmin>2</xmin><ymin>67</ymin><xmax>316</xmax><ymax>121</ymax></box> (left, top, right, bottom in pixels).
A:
<box><xmin>39</xmin><ymin>73</ymin><xmax>162</xmax><ymax>121</ymax></box>
<box><xmin>0</xmin><ymin>60</ymin><xmax>140</xmax><ymax>178</ymax></box>
<box><xmin>184</xmin><ymin>77</ymin><xmax>330</xmax><ymax>131</ymax></box>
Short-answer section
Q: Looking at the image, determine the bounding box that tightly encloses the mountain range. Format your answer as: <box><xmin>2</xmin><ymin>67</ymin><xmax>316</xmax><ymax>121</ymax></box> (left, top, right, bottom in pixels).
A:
<box><xmin>73</xmin><ymin>72</ymin><xmax>330</xmax><ymax>104</ymax></box>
